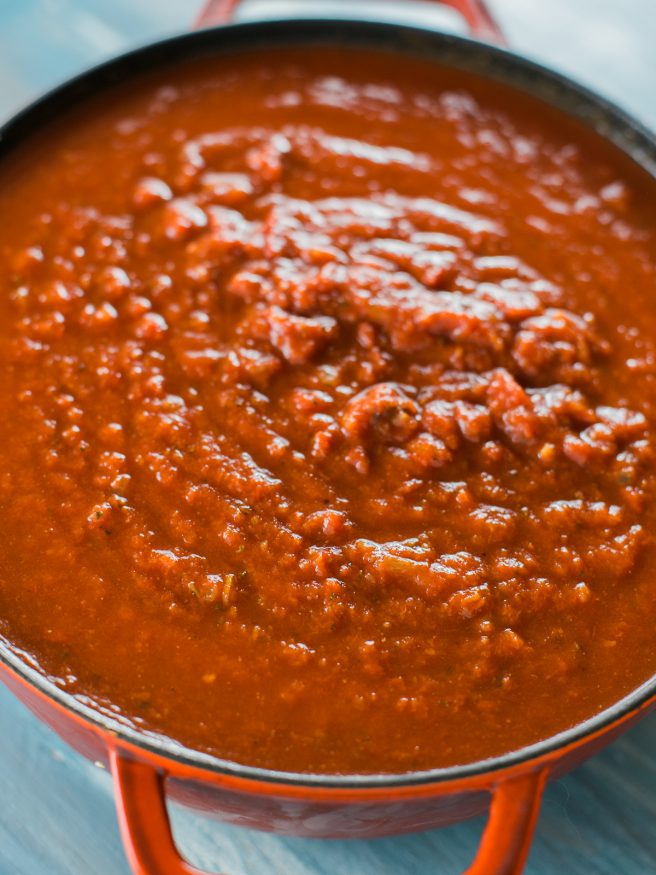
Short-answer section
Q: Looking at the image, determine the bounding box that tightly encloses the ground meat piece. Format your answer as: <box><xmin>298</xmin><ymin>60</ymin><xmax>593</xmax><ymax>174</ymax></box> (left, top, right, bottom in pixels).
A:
<box><xmin>563</xmin><ymin>423</ymin><xmax>617</xmax><ymax>466</ymax></box>
<box><xmin>475</xmin><ymin>282</ymin><xmax>542</xmax><ymax>321</ymax></box>
<box><xmin>406</xmin><ymin>431</ymin><xmax>453</xmax><ymax>470</ymax></box>
<box><xmin>223</xmin><ymin>347</ymin><xmax>282</xmax><ymax>387</ymax></box>
<box><xmin>512</xmin><ymin>308</ymin><xmax>605</xmax><ymax>380</ymax></box>
<box><xmin>341</xmin><ymin>382</ymin><xmax>420</xmax><ymax>444</ymax></box>
<box><xmin>246</xmin><ymin>133</ymin><xmax>292</xmax><ymax>183</ymax></box>
<box><xmin>595</xmin><ymin>405</ymin><xmax>647</xmax><ymax>440</ymax></box>
<box><xmin>133</xmin><ymin>176</ymin><xmax>173</xmax><ymax>208</ymax></box>
<box><xmin>267</xmin><ymin>306</ymin><xmax>338</xmax><ymax>365</ymax></box>
<box><xmin>486</xmin><ymin>368</ymin><xmax>540</xmax><ymax>445</ymax></box>
<box><xmin>304</xmin><ymin>509</ymin><xmax>351</xmax><ymax>539</ymax></box>
<box><xmin>162</xmin><ymin>198</ymin><xmax>208</xmax><ymax>240</ymax></box>
<box><xmin>529</xmin><ymin>384</ymin><xmax>594</xmax><ymax>426</ymax></box>
<box><xmin>422</xmin><ymin>399</ymin><xmax>460</xmax><ymax>448</ymax></box>
<box><xmin>455</xmin><ymin>401</ymin><xmax>492</xmax><ymax>443</ymax></box>
<box><xmin>200</xmin><ymin>172</ymin><xmax>254</xmax><ymax>204</ymax></box>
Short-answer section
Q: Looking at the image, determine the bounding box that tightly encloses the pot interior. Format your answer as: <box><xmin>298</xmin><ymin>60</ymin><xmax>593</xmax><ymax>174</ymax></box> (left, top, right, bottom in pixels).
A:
<box><xmin>1</xmin><ymin>17</ymin><xmax>656</xmax><ymax>790</ymax></box>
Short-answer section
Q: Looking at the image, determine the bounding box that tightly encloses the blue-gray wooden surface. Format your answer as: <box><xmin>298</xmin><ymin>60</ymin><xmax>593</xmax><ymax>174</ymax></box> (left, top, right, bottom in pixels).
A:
<box><xmin>1</xmin><ymin>2</ymin><xmax>655</xmax><ymax>873</ymax></box>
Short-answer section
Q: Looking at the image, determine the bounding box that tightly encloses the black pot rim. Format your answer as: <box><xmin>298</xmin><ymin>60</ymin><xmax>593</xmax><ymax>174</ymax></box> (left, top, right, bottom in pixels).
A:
<box><xmin>1</xmin><ymin>16</ymin><xmax>655</xmax><ymax>792</ymax></box>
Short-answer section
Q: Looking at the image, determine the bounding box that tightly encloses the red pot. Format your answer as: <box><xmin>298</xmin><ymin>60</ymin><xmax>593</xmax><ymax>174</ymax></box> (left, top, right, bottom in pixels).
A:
<box><xmin>1</xmin><ymin>2</ymin><xmax>655</xmax><ymax>873</ymax></box>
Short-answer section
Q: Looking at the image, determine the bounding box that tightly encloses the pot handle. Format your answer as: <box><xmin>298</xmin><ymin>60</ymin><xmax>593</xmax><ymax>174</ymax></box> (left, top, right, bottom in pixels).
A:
<box><xmin>463</xmin><ymin>768</ymin><xmax>547</xmax><ymax>875</ymax></box>
<box><xmin>194</xmin><ymin>0</ymin><xmax>507</xmax><ymax>45</ymax></box>
<box><xmin>110</xmin><ymin>747</ymin><xmax>547</xmax><ymax>875</ymax></box>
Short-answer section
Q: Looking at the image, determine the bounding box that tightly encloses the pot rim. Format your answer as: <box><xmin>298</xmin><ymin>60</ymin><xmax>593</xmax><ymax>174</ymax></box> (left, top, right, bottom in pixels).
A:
<box><xmin>2</xmin><ymin>15</ymin><xmax>656</xmax><ymax>792</ymax></box>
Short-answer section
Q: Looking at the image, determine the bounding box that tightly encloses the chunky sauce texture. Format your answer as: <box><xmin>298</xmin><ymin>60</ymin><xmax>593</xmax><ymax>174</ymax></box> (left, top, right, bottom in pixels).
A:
<box><xmin>1</xmin><ymin>49</ymin><xmax>656</xmax><ymax>773</ymax></box>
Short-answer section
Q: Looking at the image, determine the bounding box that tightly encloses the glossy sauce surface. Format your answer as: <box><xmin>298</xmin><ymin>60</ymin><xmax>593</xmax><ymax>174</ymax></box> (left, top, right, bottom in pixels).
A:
<box><xmin>0</xmin><ymin>48</ymin><xmax>656</xmax><ymax>773</ymax></box>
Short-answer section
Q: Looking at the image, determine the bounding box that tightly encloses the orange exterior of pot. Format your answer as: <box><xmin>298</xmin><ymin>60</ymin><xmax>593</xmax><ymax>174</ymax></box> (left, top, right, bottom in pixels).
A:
<box><xmin>2</xmin><ymin>653</ymin><xmax>655</xmax><ymax>875</ymax></box>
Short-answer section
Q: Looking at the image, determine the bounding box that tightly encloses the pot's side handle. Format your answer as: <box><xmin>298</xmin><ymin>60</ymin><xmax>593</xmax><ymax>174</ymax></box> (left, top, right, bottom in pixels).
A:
<box><xmin>110</xmin><ymin>747</ymin><xmax>548</xmax><ymax>875</ymax></box>
<box><xmin>111</xmin><ymin>750</ymin><xmax>203</xmax><ymax>875</ymax></box>
<box><xmin>463</xmin><ymin>768</ymin><xmax>548</xmax><ymax>875</ymax></box>
<box><xmin>194</xmin><ymin>0</ymin><xmax>507</xmax><ymax>46</ymax></box>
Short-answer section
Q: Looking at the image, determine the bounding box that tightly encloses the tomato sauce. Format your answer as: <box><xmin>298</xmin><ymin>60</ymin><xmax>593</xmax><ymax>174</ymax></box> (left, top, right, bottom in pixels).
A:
<box><xmin>0</xmin><ymin>48</ymin><xmax>655</xmax><ymax>774</ymax></box>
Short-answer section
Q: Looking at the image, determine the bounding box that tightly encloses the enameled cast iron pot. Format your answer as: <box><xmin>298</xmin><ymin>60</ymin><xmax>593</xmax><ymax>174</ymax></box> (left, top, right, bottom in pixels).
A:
<box><xmin>2</xmin><ymin>2</ymin><xmax>656</xmax><ymax>873</ymax></box>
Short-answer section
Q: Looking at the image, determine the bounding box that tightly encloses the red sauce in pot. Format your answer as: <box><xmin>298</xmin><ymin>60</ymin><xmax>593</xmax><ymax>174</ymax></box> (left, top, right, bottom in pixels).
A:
<box><xmin>0</xmin><ymin>47</ymin><xmax>656</xmax><ymax>773</ymax></box>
